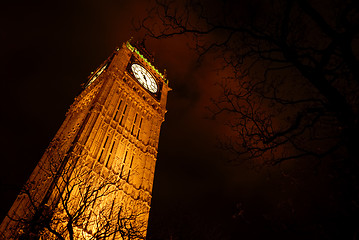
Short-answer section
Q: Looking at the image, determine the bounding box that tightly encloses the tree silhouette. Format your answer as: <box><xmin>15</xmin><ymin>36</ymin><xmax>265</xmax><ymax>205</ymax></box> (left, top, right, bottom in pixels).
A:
<box><xmin>142</xmin><ymin>0</ymin><xmax>359</xmax><ymax>165</ymax></box>
<box><xmin>1</xmin><ymin>145</ymin><xmax>147</xmax><ymax>240</ymax></box>
<box><xmin>140</xmin><ymin>0</ymin><xmax>359</xmax><ymax>237</ymax></box>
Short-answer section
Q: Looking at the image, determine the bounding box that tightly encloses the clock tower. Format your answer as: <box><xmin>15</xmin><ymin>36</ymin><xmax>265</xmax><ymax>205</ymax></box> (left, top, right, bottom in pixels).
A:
<box><xmin>0</xmin><ymin>41</ymin><xmax>169</xmax><ymax>239</ymax></box>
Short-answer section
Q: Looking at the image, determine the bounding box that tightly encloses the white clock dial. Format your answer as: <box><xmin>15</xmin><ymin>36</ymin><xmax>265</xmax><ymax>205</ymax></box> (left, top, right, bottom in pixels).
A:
<box><xmin>131</xmin><ymin>64</ymin><xmax>158</xmax><ymax>93</ymax></box>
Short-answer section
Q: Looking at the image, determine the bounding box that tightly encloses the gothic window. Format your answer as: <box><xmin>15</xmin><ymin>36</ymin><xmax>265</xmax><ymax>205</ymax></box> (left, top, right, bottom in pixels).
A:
<box><xmin>113</xmin><ymin>100</ymin><xmax>123</xmax><ymax>121</ymax></box>
<box><xmin>127</xmin><ymin>155</ymin><xmax>135</xmax><ymax>182</ymax></box>
<box><xmin>131</xmin><ymin>113</ymin><xmax>138</xmax><ymax>135</ymax></box>
<box><xmin>136</xmin><ymin>118</ymin><xmax>143</xmax><ymax>139</ymax></box>
<box><xmin>85</xmin><ymin>188</ymin><xmax>99</xmax><ymax>230</ymax></box>
<box><xmin>98</xmin><ymin>135</ymin><xmax>109</xmax><ymax>163</ymax></box>
<box><xmin>119</xmin><ymin>104</ymin><xmax>128</xmax><ymax>126</ymax></box>
<box><xmin>109</xmin><ymin>197</ymin><xmax>116</xmax><ymax>217</ymax></box>
<box><xmin>105</xmin><ymin>140</ymin><xmax>116</xmax><ymax>168</ymax></box>
<box><xmin>93</xmin><ymin>127</ymin><xmax>105</xmax><ymax>157</ymax></box>
<box><xmin>81</xmin><ymin>112</ymin><xmax>97</xmax><ymax>145</ymax></box>
<box><xmin>120</xmin><ymin>150</ymin><xmax>128</xmax><ymax>178</ymax></box>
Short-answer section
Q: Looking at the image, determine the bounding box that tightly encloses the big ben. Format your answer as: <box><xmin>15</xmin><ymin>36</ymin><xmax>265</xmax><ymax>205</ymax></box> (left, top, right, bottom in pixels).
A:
<box><xmin>0</xmin><ymin>41</ymin><xmax>170</xmax><ymax>239</ymax></box>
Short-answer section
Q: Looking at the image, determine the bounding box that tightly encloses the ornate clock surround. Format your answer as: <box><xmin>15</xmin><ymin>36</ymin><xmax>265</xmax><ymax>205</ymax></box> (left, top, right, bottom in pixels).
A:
<box><xmin>127</xmin><ymin>57</ymin><xmax>163</xmax><ymax>101</ymax></box>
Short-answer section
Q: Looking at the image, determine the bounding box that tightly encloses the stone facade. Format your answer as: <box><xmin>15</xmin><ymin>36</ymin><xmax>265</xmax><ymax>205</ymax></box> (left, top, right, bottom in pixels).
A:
<box><xmin>0</xmin><ymin>42</ymin><xmax>169</xmax><ymax>239</ymax></box>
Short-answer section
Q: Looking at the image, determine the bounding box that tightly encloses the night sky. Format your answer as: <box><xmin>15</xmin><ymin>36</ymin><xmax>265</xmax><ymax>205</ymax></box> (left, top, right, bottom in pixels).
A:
<box><xmin>0</xmin><ymin>1</ymin><xmax>354</xmax><ymax>239</ymax></box>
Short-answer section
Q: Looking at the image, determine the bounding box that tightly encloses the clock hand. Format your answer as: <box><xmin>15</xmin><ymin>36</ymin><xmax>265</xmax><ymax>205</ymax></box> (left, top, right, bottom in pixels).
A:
<box><xmin>141</xmin><ymin>73</ymin><xmax>149</xmax><ymax>88</ymax></box>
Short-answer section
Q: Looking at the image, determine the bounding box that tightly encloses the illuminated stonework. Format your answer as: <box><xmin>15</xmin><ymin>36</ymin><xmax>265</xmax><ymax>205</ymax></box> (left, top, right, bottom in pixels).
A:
<box><xmin>0</xmin><ymin>42</ymin><xmax>169</xmax><ymax>239</ymax></box>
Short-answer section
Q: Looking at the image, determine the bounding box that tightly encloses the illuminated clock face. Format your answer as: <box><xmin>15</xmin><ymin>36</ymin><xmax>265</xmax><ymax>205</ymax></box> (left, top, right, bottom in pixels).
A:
<box><xmin>131</xmin><ymin>63</ymin><xmax>158</xmax><ymax>93</ymax></box>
